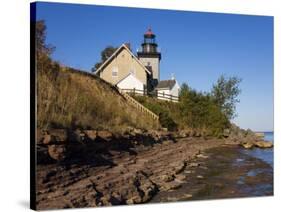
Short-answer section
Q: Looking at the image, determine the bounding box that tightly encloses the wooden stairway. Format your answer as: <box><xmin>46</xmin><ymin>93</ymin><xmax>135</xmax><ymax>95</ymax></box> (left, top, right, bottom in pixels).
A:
<box><xmin>117</xmin><ymin>88</ymin><xmax>159</xmax><ymax>121</ymax></box>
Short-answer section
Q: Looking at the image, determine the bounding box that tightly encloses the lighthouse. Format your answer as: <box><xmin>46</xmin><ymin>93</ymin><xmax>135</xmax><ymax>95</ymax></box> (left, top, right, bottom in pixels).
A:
<box><xmin>137</xmin><ymin>28</ymin><xmax>161</xmax><ymax>82</ymax></box>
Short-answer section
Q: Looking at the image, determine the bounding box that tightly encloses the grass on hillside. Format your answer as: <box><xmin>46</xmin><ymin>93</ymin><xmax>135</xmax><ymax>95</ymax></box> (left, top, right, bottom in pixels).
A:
<box><xmin>37</xmin><ymin>64</ymin><xmax>158</xmax><ymax>132</ymax></box>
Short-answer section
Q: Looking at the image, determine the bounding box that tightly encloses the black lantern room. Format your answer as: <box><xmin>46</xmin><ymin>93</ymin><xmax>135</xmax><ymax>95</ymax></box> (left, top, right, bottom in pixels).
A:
<box><xmin>138</xmin><ymin>28</ymin><xmax>161</xmax><ymax>59</ymax></box>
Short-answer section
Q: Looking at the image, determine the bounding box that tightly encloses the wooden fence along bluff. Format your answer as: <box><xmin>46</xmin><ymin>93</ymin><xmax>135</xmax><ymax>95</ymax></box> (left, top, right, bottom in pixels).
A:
<box><xmin>117</xmin><ymin>88</ymin><xmax>159</xmax><ymax>122</ymax></box>
<box><xmin>120</xmin><ymin>88</ymin><xmax>179</xmax><ymax>102</ymax></box>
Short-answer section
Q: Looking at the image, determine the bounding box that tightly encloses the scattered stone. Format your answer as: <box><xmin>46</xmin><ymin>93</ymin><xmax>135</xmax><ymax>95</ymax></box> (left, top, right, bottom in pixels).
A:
<box><xmin>197</xmin><ymin>175</ymin><xmax>204</xmax><ymax>179</ymax></box>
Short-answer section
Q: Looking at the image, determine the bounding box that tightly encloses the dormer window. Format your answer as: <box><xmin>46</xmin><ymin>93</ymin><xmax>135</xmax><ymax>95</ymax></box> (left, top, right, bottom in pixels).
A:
<box><xmin>112</xmin><ymin>67</ymin><xmax>118</xmax><ymax>77</ymax></box>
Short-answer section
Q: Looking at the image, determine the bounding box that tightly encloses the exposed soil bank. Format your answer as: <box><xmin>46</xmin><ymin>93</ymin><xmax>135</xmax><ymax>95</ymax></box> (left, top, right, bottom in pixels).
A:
<box><xmin>36</xmin><ymin>132</ymin><xmax>273</xmax><ymax>210</ymax></box>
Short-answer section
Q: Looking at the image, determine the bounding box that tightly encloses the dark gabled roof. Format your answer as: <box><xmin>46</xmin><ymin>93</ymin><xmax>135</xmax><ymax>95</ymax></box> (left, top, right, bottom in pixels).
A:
<box><xmin>156</xmin><ymin>80</ymin><xmax>176</xmax><ymax>90</ymax></box>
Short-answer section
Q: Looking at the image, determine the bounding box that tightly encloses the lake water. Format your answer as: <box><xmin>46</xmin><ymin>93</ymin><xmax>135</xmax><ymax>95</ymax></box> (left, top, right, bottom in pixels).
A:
<box><xmin>241</xmin><ymin>132</ymin><xmax>274</xmax><ymax>167</ymax></box>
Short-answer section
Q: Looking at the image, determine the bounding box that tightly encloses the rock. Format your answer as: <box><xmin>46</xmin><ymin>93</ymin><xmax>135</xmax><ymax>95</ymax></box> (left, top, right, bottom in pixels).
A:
<box><xmin>37</xmin><ymin>146</ymin><xmax>53</xmax><ymax>164</ymax></box>
<box><xmin>179</xmin><ymin>131</ymin><xmax>188</xmax><ymax>138</ymax></box>
<box><xmin>224</xmin><ymin>138</ymin><xmax>239</xmax><ymax>145</ymax></box>
<box><xmin>100</xmin><ymin>194</ymin><xmax>112</xmax><ymax>206</ymax></box>
<box><xmin>196</xmin><ymin>154</ymin><xmax>209</xmax><ymax>159</ymax></box>
<box><xmin>43</xmin><ymin>134</ymin><xmax>54</xmax><ymax>145</ymax></box>
<box><xmin>162</xmin><ymin>128</ymin><xmax>168</xmax><ymax>132</ymax></box>
<box><xmin>162</xmin><ymin>140</ymin><xmax>173</xmax><ymax>145</ymax></box>
<box><xmin>126</xmin><ymin>195</ymin><xmax>142</xmax><ymax>204</ymax></box>
<box><xmin>223</xmin><ymin>129</ymin><xmax>230</xmax><ymax>137</ymax></box>
<box><xmin>197</xmin><ymin>175</ymin><xmax>204</xmax><ymax>179</ymax></box>
<box><xmin>36</xmin><ymin>129</ymin><xmax>45</xmax><ymax>144</ymax></box>
<box><xmin>175</xmin><ymin>174</ymin><xmax>187</xmax><ymax>181</ymax></box>
<box><xmin>50</xmin><ymin>129</ymin><xmax>68</xmax><ymax>143</ymax></box>
<box><xmin>167</xmin><ymin>197</ymin><xmax>180</xmax><ymax>201</ymax></box>
<box><xmin>70</xmin><ymin>129</ymin><xmax>89</xmax><ymax>143</ymax></box>
<box><xmin>254</xmin><ymin>141</ymin><xmax>273</xmax><ymax>148</ymax></box>
<box><xmin>133</xmin><ymin>128</ymin><xmax>143</xmax><ymax>134</ymax></box>
<box><xmin>184</xmin><ymin>170</ymin><xmax>193</xmax><ymax>174</ymax></box>
<box><xmin>173</xmin><ymin>162</ymin><xmax>186</xmax><ymax>174</ymax></box>
<box><xmin>161</xmin><ymin>181</ymin><xmax>182</xmax><ymax>191</ymax></box>
<box><xmin>183</xmin><ymin>194</ymin><xmax>193</xmax><ymax>199</ymax></box>
<box><xmin>48</xmin><ymin>145</ymin><xmax>67</xmax><ymax>161</ymax></box>
<box><xmin>160</xmin><ymin>174</ymin><xmax>174</xmax><ymax>182</ymax></box>
<box><xmin>97</xmin><ymin>130</ymin><xmax>113</xmax><ymax>141</ymax></box>
<box><xmin>241</xmin><ymin>142</ymin><xmax>254</xmax><ymax>149</ymax></box>
<box><xmin>43</xmin><ymin>129</ymin><xmax>68</xmax><ymax>144</ymax></box>
<box><xmin>189</xmin><ymin>162</ymin><xmax>200</xmax><ymax>167</ymax></box>
<box><xmin>84</xmin><ymin>130</ymin><xmax>97</xmax><ymax>141</ymax></box>
<box><xmin>139</xmin><ymin>182</ymin><xmax>157</xmax><ymax>202</ymax></box>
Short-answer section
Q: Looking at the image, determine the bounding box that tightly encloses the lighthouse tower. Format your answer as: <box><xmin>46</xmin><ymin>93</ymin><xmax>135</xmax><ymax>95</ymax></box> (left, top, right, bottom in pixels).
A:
<box><xmin>137</xmin><ymin>28</ymin><xmax>161</xmax><ymax>82</ymax></box>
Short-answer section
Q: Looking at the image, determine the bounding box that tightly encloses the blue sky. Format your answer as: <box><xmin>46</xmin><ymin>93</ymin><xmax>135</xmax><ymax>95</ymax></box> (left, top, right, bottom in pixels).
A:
<box><xmin>35</xmin><ymin>2</ymin><xmax>274</xmax><ymax>132</ymax></box>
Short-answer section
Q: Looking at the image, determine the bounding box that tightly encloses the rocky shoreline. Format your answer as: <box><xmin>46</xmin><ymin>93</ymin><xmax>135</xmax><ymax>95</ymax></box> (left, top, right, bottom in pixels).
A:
<box><xmin>36</xmin><ymin>128</ymin><xmax>273</xmax><ymax>210</ymax></box>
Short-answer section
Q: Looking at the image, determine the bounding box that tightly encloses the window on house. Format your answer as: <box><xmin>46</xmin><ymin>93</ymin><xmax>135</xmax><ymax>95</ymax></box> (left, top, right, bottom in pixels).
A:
<box><xmin>112</xmin><ymin>67</ymin><xmax>118</xmax><ymax>77</ymax></box>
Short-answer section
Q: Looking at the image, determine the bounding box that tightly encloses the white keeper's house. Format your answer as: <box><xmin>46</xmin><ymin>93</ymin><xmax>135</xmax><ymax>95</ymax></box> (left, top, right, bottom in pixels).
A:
<box><xmin>94</xmin><ymin>28</ymin><xmax>180</xmax><ymax>102</ymax></box>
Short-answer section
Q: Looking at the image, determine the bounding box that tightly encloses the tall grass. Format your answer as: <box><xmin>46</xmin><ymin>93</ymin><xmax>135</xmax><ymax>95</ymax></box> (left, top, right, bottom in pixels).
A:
<box><xmin>37</xmin><ymin>64</ymin><xmax>158</xmax><ymax>132</ymax></box>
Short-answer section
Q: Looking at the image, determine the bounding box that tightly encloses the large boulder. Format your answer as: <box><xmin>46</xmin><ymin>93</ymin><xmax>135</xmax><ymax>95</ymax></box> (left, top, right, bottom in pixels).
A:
<box><xmin>43</xmin><ymin>129</ymin><xmax>68</xmax><ymax>145</ymax></box>
<box><xmin>254</xmin><ymin>141</ymin><xmax>273</xmax><ymax>148</ymax></box>
<box><xmin>48</xmin><ymin>145</ymin><xmax>67</xmax><ymax>161</ymax></box>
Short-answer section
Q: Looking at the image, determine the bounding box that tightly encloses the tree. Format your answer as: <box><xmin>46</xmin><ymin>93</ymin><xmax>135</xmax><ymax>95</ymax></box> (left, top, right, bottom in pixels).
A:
<box><xmin>211</xmin><ymin>75</ymin><xmax>242</xmax><ymax>120</ymax></box>
<box><xmin>91</xmin><ymin>46</ymin><xmax>117</xmax><ymax>72</ymax></box>
<box><xmin>35</xmin><ymin>20</ymin><xmax>56</xmax><ymax>75</ymax></box>
<box><xmin>36</xmin><ymin>20</ymin><xmax>55</xmax><ymax>59</ymax></box>
<box><xmin>179</xmin><ymin>83</ymin><xmax>190</xmax><ymax>100</ymax></box>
